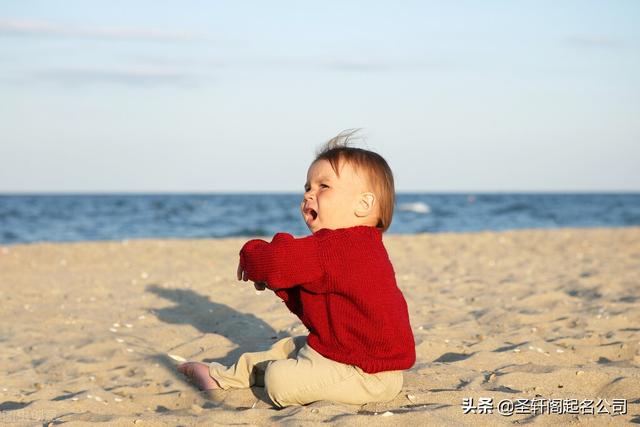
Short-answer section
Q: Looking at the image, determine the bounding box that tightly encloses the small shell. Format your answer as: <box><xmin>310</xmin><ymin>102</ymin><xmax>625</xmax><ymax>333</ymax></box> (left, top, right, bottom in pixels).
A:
<box><xmin>168</xmin><ymin>354</ymin><xmax>188</xmax><ymax>362</ymax></box>
<box><xmin>381</xmin><ymin>411</ymin><xmax>394</xmax><ymax>417</ymax></box>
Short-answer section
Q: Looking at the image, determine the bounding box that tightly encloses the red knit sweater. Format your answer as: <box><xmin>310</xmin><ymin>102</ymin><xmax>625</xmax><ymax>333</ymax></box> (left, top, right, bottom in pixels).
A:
<box><xmin>239</xmin><ymin>225</ymin><xmax>416</xmax><ymax>373</ymax></box>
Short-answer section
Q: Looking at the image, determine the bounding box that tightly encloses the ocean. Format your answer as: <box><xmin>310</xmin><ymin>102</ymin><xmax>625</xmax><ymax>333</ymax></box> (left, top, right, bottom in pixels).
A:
<box><xmin>1</xmin><ymin>193</ymin><xmax>639</xmax><ymax>244</ymax></box>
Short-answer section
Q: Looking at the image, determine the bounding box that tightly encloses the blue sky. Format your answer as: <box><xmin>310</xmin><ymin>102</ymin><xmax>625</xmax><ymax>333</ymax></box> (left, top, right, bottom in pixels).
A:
<box><xmin>1</xmin><ymin>1</ymin><xmax>638</xmax><ymax>192</ymax></box>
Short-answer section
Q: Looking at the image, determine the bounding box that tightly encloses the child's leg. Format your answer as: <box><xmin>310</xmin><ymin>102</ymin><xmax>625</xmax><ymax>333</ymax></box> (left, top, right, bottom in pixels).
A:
<box><xmin>264</xmin><ymin>343</ymin><xmax>403</xmax><ymax>408</ymax></box>
<box><xmin>210</xmin><ymin>336</ymin><xmax>306</xmax><ymax>390</ymax></box>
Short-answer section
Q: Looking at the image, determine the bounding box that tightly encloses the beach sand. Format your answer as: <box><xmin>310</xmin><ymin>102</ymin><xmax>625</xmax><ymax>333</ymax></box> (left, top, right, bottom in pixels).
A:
<box><xmin>1</xmin><ymin>228</ymin><xmax>638</xmax><ymax>426</ymax></box>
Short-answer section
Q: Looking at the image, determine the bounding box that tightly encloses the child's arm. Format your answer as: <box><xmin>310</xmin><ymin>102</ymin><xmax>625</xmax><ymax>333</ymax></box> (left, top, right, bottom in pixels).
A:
<box><xmin>238</xmin><ymin>232</ymin><xmax>324</xmax><ymax>291</ymax></box>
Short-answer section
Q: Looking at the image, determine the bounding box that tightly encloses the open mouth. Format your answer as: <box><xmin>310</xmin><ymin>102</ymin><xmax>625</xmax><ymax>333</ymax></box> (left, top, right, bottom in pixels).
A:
<box><xmin>305</xmin><ymin>208</ymin><xmax>318</xmax><ymax>223</ymax></box>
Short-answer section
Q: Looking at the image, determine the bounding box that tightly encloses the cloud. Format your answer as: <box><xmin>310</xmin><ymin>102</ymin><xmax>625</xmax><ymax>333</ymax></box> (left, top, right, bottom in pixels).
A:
<box><xmin>250</xmin><ymin>57</ymin><xmax>448</xmax><ymax>73</ymax></box>
<box><xmin>120</xmin><ymin>54</ymin><xmax>228</xmax><ymax>69</ymax></box>
<box><xmin>319</xmin><ymin>58</ymin><xmax>444</xmax><ymax>72</ymax></box>
<box><xmin>0</xmin><ymin>19</ymin><xmax>204</xmax><ymax>42</ymax></box>
<box><xmin>34</xmin><ymin>66</ymin><xmax>204</xmax><ymax>87</ymax></box>
<box><xmin>320</xmin><ymin>59</ymin><xmax>394</xmax><ymax>71</ymax></box>
<box><xmin>564</xmin><ymin>35</ymin><xmax>624</xmax><ymax>49</ymax></box>
<box><xmin>21</xmin><ymin>57</ymin><xmax>445</xmax><ymax>87</ymax></box>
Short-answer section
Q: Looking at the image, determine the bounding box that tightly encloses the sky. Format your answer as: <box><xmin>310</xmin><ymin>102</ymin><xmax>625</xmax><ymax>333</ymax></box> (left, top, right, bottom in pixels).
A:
<box><xmin>1</xmin><ymin>1</ymin><xmax>639</xmax><ymax>193</ymax></box>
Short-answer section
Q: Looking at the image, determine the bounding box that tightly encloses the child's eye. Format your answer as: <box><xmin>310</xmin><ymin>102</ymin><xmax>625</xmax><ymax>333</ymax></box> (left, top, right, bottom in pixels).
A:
<box><xmin>320</xmin><ymin>184</ymin><xmax>329</xmax><ymax>188</ymax></box>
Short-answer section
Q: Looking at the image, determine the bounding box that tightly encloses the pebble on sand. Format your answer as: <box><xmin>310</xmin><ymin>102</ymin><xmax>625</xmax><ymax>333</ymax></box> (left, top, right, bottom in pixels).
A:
<box><xmin>168</xmin><ymin>354</ymin><xmax>187</xmax><ymax>362</ymax></box>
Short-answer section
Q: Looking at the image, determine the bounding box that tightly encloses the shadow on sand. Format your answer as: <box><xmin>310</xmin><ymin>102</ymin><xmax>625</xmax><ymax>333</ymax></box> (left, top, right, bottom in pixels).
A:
<box><xmin>146</xmin><ymin>284</ymin><xmax>291</xmax><ymax>407</ymax></box>
<box><xmin>146</xmin><ymin>284</ymin><xmax>288</xmax><ymax>365</ymax></box>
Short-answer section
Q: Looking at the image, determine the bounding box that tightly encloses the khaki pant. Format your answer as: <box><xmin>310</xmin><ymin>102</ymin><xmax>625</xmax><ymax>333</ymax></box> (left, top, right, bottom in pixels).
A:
<box><xmin>209</xmin><ymin>336</ymin><xmax>403</xmax><ymax>408</ymax></box>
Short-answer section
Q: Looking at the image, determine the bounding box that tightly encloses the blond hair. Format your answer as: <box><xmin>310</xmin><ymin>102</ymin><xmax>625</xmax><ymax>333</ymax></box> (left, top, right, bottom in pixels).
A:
<box><xmin>314</xmin><ymin>129</ymin><xmax>395</xmax><ymax>232</ymax></box>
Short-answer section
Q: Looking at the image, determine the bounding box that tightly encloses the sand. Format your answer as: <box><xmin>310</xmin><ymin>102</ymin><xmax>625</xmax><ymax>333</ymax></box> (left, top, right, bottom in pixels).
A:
<box><xmin>1</xmin><ymin>227</ymin><xmax>639</xmax><ymax>426</ymax></box>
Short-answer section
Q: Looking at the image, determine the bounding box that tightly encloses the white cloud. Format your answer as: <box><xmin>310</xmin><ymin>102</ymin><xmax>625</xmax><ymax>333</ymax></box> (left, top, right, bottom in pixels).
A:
<box><xmin>34</xmin><ymin>65</ymin><xmax>204</xmax><ymax>87</ymax></box>
<box><xmin>238</xmin><ymin>57</ymin><xmax>448</xmax><ymax>73</ymax></box>
<box><xmin>0</xmin><ymin>19</ymin><xmax>204</xmax><ymax>42</ymax></box>
<box><xmin>319</xmin><ymin>58</ymin><xmax>445</xmax><ymax>72</ymax></box>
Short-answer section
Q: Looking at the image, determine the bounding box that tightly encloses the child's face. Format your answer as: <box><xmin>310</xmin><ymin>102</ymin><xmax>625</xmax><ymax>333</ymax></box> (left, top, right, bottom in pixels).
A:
<box><xmin>301</xmin><ymin>159</ymin><xmax>372</xmax><ymax>233</ymax></box>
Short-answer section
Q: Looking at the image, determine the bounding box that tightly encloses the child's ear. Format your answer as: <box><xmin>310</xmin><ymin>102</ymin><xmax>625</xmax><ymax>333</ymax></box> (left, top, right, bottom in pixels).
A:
<box><xmin>354</xmin><ymin>192</ymin><xmax>376</xmax><ymax>218</ymax></box>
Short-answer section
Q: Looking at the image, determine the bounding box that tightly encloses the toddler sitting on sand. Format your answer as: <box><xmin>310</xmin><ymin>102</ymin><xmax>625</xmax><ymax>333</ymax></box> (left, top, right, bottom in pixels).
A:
<box><xmin>178</xmin><ymin>131</ymin><xmax>415</xmax><ymax>407</ymax></box>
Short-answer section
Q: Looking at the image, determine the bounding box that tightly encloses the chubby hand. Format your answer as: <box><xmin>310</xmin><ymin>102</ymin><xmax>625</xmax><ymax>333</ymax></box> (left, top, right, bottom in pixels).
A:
<box><xmin>237</xmin><ymin>261</ymin><xmax>267</xmax><ymax>291</ymax></box>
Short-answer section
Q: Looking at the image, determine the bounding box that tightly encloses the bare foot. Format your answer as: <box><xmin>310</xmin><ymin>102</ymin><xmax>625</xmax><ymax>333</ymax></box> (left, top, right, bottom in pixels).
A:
<box><xmin>177</xmin><ymin>362</ymin><xmax>221</xmax><ymax>390</ymax></box>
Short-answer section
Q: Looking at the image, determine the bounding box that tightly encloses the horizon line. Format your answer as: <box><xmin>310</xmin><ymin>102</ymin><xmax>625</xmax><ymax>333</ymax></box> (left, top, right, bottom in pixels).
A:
<box><xmin>1</xmin><ymin>190</ymin><xmax>639</xmax><ymax>195</ymax></box>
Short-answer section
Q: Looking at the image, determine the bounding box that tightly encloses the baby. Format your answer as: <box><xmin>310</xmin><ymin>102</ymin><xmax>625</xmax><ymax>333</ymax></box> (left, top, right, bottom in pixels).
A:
<box><xmin>178</xmin><ymin>130</ymin><xmax>415</xmax><ymax>407</ymax></box>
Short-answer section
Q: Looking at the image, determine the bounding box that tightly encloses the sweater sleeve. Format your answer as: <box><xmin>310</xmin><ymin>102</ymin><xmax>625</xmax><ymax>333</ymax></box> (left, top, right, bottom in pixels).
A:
<box><xmin>239</xmin><ymin>232</ymin><xmax>324</xmax><ymax>291</ymax></box>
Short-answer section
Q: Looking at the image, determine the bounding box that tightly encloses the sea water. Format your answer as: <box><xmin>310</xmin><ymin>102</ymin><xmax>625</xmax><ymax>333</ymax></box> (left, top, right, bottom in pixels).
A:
<box><xmin>0</xmin><ymin>193</ymin><xmax>638</xmax><ymax>244</ymax></box>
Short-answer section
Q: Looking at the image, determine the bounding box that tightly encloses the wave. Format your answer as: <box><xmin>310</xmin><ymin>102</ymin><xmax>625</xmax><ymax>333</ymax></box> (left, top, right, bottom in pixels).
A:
<box><xmin>398</xmin><ymin>202</ymin><xmax>430</xmax><ymax>214</ymax></box>
<box><xmin>2</xmin><ymin>193</ymin><xmax>639</xmax><ymax>243</ymax></box>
